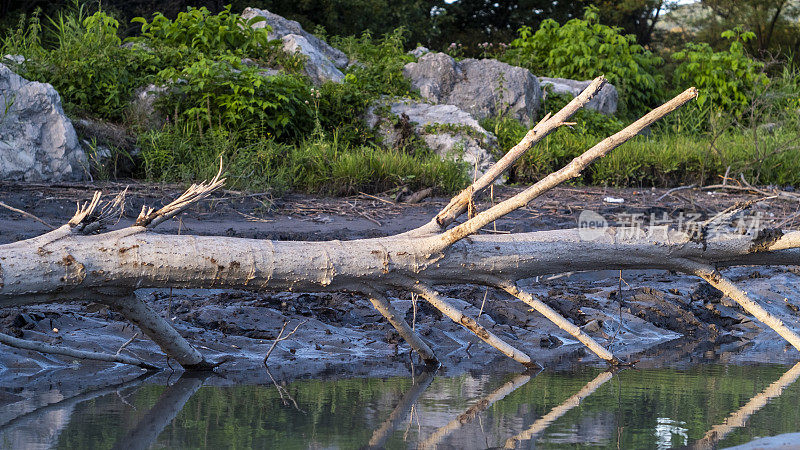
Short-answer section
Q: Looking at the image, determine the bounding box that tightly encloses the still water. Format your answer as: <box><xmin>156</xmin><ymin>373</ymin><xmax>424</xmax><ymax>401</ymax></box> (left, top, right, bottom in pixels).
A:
<box><xmin>3</xmin><ymin>362</ymin><xmax>800</xmax><ymax>449</ymax></box>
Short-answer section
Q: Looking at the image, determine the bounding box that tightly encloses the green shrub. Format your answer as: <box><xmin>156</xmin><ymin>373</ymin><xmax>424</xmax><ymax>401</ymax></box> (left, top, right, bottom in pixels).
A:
<box><xmin>313</xmin><ymin>28</ymin><xmax>416</xmax><ymax>147</ymax></box>
<box><xmin>127</xmin><ymin>5</ymin><xmax>303</xmax><ymax>72</ymax></box>
<box><xmin>331</xmin><ymin>28</ymin><xmax>415</xmax><ymax>98</ymax></box>
<box><xmin>131</xmin><ymin>6</ymin><xmax>267</xmax><ymax>57</ymax></box>
<box><xmin>672</xmin><ymin>27</ymin><xmax>769</xmax><ymax>118</ymax></box>
<box><xmin>505</xmin><ymin>6</ymin><xmax>664</xmax><ymax>115</ymax></box>
<box><xmin>5</xmin><ymin>5</ymin><xmax>153</xmax><ymax>121</ymax></box>
<box><xmin>157</xmin><ymin>57</ymin><xmax>314</xmax><ymax>139</ymax></box>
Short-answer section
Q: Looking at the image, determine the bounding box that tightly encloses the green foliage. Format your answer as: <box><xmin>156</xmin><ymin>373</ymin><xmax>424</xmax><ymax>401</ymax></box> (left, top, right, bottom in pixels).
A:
<box><xmin>506</xmin><ymin>6</ymin><xmax>664</xmax><ymax>115</ymax></box>
<box><xmin>672</xmin><ymin>28</ymin><xmax>769</xmax><ymax>117</ymax></box>
<box><xmin>508</xmin><ymin>126</ymin><xmax>800</xmax><ymax>188</ymax></box>
<box><xmin>311</xmin><ymin>28</ymin><xmax>415</xmax><ymax>146</ymax></box>
<box><xmin>4</xmin><ymin>4</ymin><xmax>152</xmax><ymax>120</ymax></box>
<box><xmin>158</xmin><ymin>57</ymin><xmax>314</xmax><ymax>139</ymax></box>
<box><xmin>139</xmin><ymin>125</ymin><xmax>467</xmax><ymax>195</ymax></box>
<box><xmin>1</xmin><ymin>8</ymin><xmax>43</xmax><ymax>57</ymax></box>
<box><xmin>130</xmin><ymin>6</ymin><xmax>269</xmax><ymax>57</ymax></box>
<box><xmin>331</xmin><ymin>28</ymin><xmax>415</xmax><ymax>98</ymax></box>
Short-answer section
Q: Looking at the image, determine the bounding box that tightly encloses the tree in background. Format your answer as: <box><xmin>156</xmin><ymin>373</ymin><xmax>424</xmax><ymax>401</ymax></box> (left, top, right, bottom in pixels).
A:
<box><xmin>593</xmin><ymin>0</ymin><xmax>671</xmax><ymax>46</ymax></box>
<box><xmin>698</xmin><ymin>0</ymin><xmax>800</xmax><ymax>63</ymax></box>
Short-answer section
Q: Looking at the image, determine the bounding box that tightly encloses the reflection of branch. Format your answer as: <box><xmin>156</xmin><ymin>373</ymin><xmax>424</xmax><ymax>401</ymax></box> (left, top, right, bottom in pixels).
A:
<box><xmin>0</xmin><ymin>372</ymin><xmax>153</xmax><ymax>434</ymax></box>
<box><xmin>111</xmin><ymin>372</ymin><xmax>211</xmax><ymax>450</ymax></box>
<box><xmin>692</xmin><ymin>362</ymin><xmax>800</xmax><ymax>450</ymax></box>
<box><xmin>420</xmin><ymin>372</ymin><xmax>534</xmax><ymax>449</ymax></box>
<box><xmin>364</xmin><ymin>368</ymin><xmax>438</xmax><ymax>449</ymax></box>
<box><xmin>504</xmin><ymin>371</ymin><xmax>614</xmax><ymax>449</ymax></box>
<box><xmin>266</xmin><ymin>367</ymin><xmax>303</xmax><ymax>412</ymax></box>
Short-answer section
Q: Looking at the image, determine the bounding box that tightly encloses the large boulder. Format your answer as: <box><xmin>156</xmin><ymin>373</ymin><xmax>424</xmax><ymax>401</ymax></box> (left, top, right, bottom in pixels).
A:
<box><xmin>539</xmin><ymin>77</ymin><xmax>619</xmax><ymax>115</ymax></box>
<box><xmin>242</xmin><ymin>7</ymin><xmax>347</xmax><ymax>84</ymax></box>
<box><xmin>402</xmin><ymin>53</ymin><xmax>541</xmax><ymax>124</ymax></box>
<box><xmin>281</xmin><ymin>34</ymin><xmax>344</xmax><ymax>84</ymax></box>
<box><xmin>366</xmin><ymin>99</ymin><xmax>499</xmax><ymax>181</ymax></box>
<box><xmin>0</xmin><ymin>63</ymin><xmax>87</xmax><ymax>181</ymax></box>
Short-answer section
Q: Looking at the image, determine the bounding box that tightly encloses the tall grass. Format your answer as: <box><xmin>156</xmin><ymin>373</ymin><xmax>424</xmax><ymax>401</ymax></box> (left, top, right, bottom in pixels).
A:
<box><xmin>139</xmin><ymin>126</ymin><xmax>468</xmax><ymax>195</ymax></box>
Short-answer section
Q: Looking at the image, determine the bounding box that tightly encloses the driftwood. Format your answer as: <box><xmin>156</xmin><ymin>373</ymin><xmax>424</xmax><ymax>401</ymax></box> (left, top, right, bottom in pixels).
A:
<box><xmin>1</xmin><ymin>77</ymin><xmax>799</xmax><ymax>370</ymax></box>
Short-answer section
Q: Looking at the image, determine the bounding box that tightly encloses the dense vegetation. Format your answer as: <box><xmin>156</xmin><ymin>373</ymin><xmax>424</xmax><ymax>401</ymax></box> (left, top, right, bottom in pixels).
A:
<box><xmin>1</xmin><ymin>1</ymin><xmax>798</xmax><ymax>194</ymax></box>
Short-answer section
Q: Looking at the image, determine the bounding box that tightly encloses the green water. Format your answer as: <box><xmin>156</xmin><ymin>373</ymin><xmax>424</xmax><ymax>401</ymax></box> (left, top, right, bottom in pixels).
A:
<box><xmin>5</xmin><ymin>363</ymin><xmax>800</xmax><ymax>449</ymax></box>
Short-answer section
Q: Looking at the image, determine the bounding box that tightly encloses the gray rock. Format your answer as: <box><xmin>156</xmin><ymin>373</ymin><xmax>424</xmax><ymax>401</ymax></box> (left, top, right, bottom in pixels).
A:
<box><xmin>539</xmin><ymin>77</ymin><xmax>618</xmax><ymax>115</ymax></box>
<box><xmin>402</xmin><ymin>52</ymin><xmax>541</xmax><ymax>123</ymax></box>
<box><xmin>408</xmin><ymin>46</ymin><xmax>430</xmax><ymax>58</ymax></box>
<box><xmin>242</xmin><ymin>7</ymin><xmax>348</xmax><ymax>69</ymax></box>
<box><xmin>366</xmin><ymin>98</ymin><xmax>499</xmax><ymax>180</ymax></box>
<box><xmin>2</xmin><ymin>55</ymin><xmax>25</xmax><ymax>65</ymax></box>
<box><xmin>129</xmin><ymin>83</ymin><xmax>169</xmax><ymax>130</ymax></box>
<box><xmin>0</xmin><ymin>63</ymin><xmax>87</xmax><ymax>181</ymax></box>
<box><xmin>282</xmin><ymin>34</ymin><xmax>344</xmax><ymax>84</ymax></box>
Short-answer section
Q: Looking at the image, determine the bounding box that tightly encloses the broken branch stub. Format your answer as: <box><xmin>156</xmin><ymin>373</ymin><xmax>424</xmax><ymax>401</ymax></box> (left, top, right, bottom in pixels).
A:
<box><xmin>3</xmin><ymin>83</ymin><xmax>800</xmax><ymax>370</ymax></box>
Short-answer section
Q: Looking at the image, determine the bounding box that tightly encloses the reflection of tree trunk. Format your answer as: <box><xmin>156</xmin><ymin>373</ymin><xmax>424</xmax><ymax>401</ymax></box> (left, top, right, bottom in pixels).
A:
<box><xmin>692</xmin><ymin>361</ymin><xmax>800</xmax><ymax>449</ymax></box>
<box><xmin>111</xmin><ymin>372</ymin><xmax>211</xmax><ymax>450</ymax></box>
<box><xmin>0</xmin><ymin>372</ymin><xmax>153</xmax><ymax>448</ymax></box>
<box><xmin>419</xmin><ymin>372</ymin><xmax>534</xmax><ymax>449</ymax></box>
<box><xmin>364</xmin><ymin>369</ymin><xmax>437</xmax><ymax>449</ymax></box>
<box><xmin>504</xmin><ymin>371</ymin><xmax>614</xmax><ymax>449</ymax></box>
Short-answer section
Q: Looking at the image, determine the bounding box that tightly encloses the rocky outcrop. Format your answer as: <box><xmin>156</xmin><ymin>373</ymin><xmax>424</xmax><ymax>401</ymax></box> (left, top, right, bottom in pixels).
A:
<box><xmin>281</xmin><ymin>34</ymin><xmax>344</xmax><ymax>84</ymax></box>
<box><xmin>402</xmin><ymin>52</ymin><xmax>541</xmax><ymax>124</ymax></box>
<box><xmin>0</xmin><ymin>63</ymin><xmax>86</xmax><ymax>181</ymax></box>
<box><xmin>242</xmin><ymin>7</ymin><xmax>347</xmax><ymax>84</ymax></box>
<box><xmin>539</xmin><ymin>77</ymin><xmax>619</xmax><ymax>115</ymax></box>
<box><xmin>366</xmin><ymin>99</ymin><xmax>499</xmax><ymax>180</ymax></box>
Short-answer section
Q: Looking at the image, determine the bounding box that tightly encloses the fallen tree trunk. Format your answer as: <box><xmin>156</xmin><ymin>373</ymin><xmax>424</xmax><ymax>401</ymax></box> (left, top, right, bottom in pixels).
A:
<box><xmin>2</xmin><ymin>78</ymin><xmax>799</xmax><ymax>369</ymax></box>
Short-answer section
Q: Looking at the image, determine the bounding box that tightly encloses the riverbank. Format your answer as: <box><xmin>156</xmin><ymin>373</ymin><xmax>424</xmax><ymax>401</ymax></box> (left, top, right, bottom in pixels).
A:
<box><xmin>1</xmin><ymin>181</ymin><xmax>800</xmax><ymax>390</ymax></box>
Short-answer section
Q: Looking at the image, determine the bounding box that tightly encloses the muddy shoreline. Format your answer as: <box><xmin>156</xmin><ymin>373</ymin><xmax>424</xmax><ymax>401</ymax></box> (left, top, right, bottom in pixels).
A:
<box><xmin>1</xmin><ymin>181</ymin><xmax>800</xmax><ymax>392</ymax></box>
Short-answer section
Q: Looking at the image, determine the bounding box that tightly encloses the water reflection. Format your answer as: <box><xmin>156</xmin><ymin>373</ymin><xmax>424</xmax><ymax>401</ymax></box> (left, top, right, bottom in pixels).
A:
<box><xmin>0</xmin><ymin>362</ymin><xmax>799</xmax><ymax>449</ymax></box>
<box><xmin>503</xmin><ymin>371</ymin><xmax>613</xmax><ymax>448</ymax></box>
<box><xmin>692</xmin><ymin>361</ymin><xmax>800</xmax><ymax>449</ymax></box>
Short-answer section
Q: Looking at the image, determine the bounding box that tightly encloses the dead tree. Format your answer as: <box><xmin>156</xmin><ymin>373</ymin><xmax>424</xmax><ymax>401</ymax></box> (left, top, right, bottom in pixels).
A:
<box><xmin>2</xmin><ymin>77</ymin><xmax>800</xmax><ymax>369</ymax></box>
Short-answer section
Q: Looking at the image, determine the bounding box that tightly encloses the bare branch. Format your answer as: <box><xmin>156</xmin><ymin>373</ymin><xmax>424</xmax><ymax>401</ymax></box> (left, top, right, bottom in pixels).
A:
<box><xmin>674</xmin><ymin>259</ymin><xmax>800</xmax><ymax>351</ymax></box>
<box><xmin>105</xmin><ymin>295</ymin><xmax>211</xmax><ymax>369</ymax></box>
<box><xmin>412</xmin><ymin>283</ymin><xmax>534</xmax><ymax>367</ymax></box>
<box><xmin>412</xmin><ymin>77</ymin><xmax>608</xmax><ymax>236</ymax></box>
<box><xmin>435</xmin><ymin>87</ymin><xmax>698</xmax><ymax>250</ymax></box>
<box><xmin>364</xmin><ymin>289</ymin><xmax>438</xmax><ymax>365</ymax></box>
<box><xmin>115</xmin><ymin>332</ymin><xmax>139</xmax><ymax>356</ymax></box>
<box><xmin>0</xmin><ymin>201</ymin><xmax>55</xmax><ymax>229</ymax></box>
<box><xmin>135</xmin><ymin>162</ymin><xmax>225</xmax><ymax>228</ymax></box>
<box><xmin>499</xmin><ymin>282</ymin><xmax>617</xmax><ymax>363</ymax></box>
<box><xmin>0</xmin><ymin>331</ymin><xmax>157</xmax><ymax>369</ymax></box>
<box><xmin>263</xmin><ymin>319</ymin><xmax>308</xmax><ymax>364</ymax></box>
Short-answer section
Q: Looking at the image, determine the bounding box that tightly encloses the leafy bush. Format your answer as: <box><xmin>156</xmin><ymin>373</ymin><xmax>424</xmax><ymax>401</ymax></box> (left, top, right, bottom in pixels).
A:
<box><xmin>158</xmin><ymin>57</ymin><xmax>314</xmax><ymax>139</ymax></box>
<box><xmin>331</xmin><ymin>28</ymin><xmax>415</xmax><ymax>98</ymax></box>
<box><xmin>672</xmin><ymin>28</ymin><xmax>769</xmax><ymax>117</ymax></box>
<box><xmin>4</xmin><ymin>5</ymin><xmax>153</xmax><ymax>120</ymax></box>
<box><xmin>506</xmin><ymin>6</ymin><xmax>664</xmax><ymax>115</ymax></box>
<box><xmin>132</xmin><ymin>6</ymin><xmax>267</xmax><ymax>57</ymax></box>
